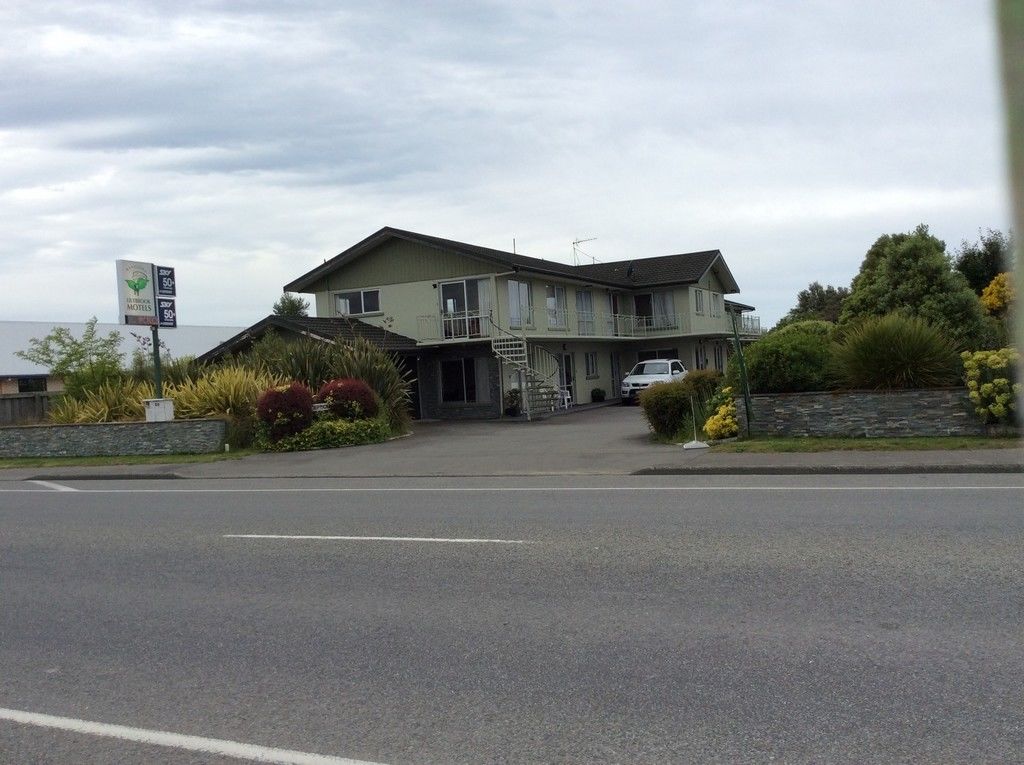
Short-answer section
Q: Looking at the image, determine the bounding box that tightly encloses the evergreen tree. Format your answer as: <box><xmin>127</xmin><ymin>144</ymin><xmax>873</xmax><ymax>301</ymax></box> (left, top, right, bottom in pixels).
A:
<box><xmin>953</xmin><ymin>229</ymin><xmax>1014</xmax><ymax>295</ymax></box>
<box><xmin>839</xmin><ymin>224</ymin><xmax>986</xmax><ymax>347</ymax></box>
<box><xmin>273</xmin><ymin>293</ymin><xmax>310</xmax><ymax>317</ymax></box>
<box><xmin>780</xmin><ymin>281</ymin><xmax>849</xmax><ymax>325</ymax></box>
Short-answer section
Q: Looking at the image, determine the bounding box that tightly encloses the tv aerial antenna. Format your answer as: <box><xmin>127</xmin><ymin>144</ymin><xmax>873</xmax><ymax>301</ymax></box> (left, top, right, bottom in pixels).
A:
<box><xmin>572</xmin><ymin>237</ymin><xmax>597</xmax><ymax>266</ymax></box>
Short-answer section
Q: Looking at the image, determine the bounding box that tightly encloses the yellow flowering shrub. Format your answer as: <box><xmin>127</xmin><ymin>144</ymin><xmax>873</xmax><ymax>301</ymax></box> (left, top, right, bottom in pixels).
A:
<box><xmin>960</xmin><ymin>348</ymin><xmax>1020</xmax><ymax>424</ymax></box>
<box><xmin>703</xmin><ymin>386</ymin><xmax>740</xmax><ymax>439</ymax></box>
<box><xmin>980</xmin><ymin>273</ymin><xmax>1015</xmax><ymax>318</ymax></box>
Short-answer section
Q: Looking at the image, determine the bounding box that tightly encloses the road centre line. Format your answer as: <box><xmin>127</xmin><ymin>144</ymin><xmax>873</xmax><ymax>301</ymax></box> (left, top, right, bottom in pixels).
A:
<box><xmin>0</xmin><ymin>706</ymin><xmax>386</xmax><ymax>765</ymax></box>
<box><xmin>225</xmin><ymin>534</ymin><xmax>533</xmax><ymax>544</ymax></box>
<box><xmin>29</xmin><ymin>480</ymin><xmax>77</xmax><ymax>492</ymax></box>
<box><xmin>4</xmin><ymin>485</ymin><xmax>1022</xmax><ymax>494</ymax></box>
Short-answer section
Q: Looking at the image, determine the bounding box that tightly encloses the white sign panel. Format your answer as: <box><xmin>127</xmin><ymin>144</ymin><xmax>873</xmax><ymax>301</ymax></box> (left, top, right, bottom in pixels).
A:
<box><xmin>116</xmin><ymin>260</ymin><xmax>157</xmax><ymax>326</ymax></box>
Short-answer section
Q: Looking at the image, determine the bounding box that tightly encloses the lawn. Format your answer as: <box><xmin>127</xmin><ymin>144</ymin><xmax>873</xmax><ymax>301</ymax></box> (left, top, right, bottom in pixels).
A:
<box><xmin>710</xmin><ymin>436</ymin><xmax>1021</xmax><ymax>453</ymax></box>
<box><xmin>0</xmin><ymin>450</ymin><xmax>257</xmax><ymax>470</ymax></box>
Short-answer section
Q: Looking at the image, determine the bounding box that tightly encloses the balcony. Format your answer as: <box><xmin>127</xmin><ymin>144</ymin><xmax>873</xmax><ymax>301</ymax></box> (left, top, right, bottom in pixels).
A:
<box><xmin>737</xmin><ymin>315</ymin><xmax>764</xmax><ymax>336</ymax></box>
<box><xmin>417</xmin><ymin>308</ymin><xmax>693</xmax><ymax>342</ymax></box>
<box><xmin>417</xmin><ymin>311</ymin><xmax>492</xmax><ymax>341</ymax></box>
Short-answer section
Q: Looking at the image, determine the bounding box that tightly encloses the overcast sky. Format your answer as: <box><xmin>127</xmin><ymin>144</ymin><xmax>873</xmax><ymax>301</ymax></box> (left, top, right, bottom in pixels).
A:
<box><xmin>0</xmin><ymin>1</ymin><xmax>1010</xmax><ymax>329</ymax></box>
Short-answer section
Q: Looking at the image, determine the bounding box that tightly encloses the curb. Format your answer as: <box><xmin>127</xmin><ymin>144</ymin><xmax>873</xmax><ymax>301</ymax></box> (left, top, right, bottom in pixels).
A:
<box><xmin>634</xmin><ymin>464</ymin><xmax>1024</xmax><ymax>476</ymax></box>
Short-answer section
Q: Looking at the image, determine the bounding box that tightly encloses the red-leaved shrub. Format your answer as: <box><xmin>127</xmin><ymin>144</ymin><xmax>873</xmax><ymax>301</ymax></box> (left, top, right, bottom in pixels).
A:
<box><xmin>316</xmin><ymin>377</ymin><xmax>379</xmax><ymax>420</ymax></box>
<box><xmin>256</xmin><ymin>381</ymin><xmax>314</xmax><ymax>441</ymax></box>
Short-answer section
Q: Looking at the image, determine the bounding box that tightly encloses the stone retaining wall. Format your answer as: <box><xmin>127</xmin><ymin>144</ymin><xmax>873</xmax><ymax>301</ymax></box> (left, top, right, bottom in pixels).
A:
<box><xmin>0</xmin><ymin>419</ymin><xmax>226</xmax><ymax>458</ymax></box>
<box><xmin>736</xmin><ymin>388</ymin><xmax>987</xmax><ymax>437</ymax></box>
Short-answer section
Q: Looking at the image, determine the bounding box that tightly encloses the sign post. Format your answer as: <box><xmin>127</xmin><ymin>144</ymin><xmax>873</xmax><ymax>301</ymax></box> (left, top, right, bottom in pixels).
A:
<box><xmin>116</xmin><ymin>260</ymin><xmax>177</xmax><ymax>420</ymax></box>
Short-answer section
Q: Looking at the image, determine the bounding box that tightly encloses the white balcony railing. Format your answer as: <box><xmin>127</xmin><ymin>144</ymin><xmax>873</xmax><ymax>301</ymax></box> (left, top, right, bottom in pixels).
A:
<box><xmin>417</xmin><ymin>310</ymin><xmax>492</xmax><ymax>341</ymax></box>
<box><xmin>417</xmin><ymin>308</ymin><xmax>692</xmax><ymax>341</ymax></box>
<box><xmin>738</xmin><ymin>315</ymin><xmax>764</xmax><ymax>335</ymax></box>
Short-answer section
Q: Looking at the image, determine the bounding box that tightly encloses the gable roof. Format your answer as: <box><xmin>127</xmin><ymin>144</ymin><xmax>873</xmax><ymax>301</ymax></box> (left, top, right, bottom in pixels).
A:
<box><xmin>195</xmin><ymin>315</ymin><xmax>419</xmax><ymax>364</ymax></box>
<box><xmin>574</xmin><ymin>250</ymin><xmax>729</xmax><ymax>288</ymax></box>
<box><xmin>284</xmin><ymin>226</ymin><xmax>740</xmax><ymax>293</ymax></box>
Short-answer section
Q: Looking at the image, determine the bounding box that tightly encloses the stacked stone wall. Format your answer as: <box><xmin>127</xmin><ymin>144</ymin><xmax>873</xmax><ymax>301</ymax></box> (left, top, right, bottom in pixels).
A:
<box><xmin>0</xmin><ymin>420</ymin><xmax>226</xmax><ymax>457</ymax></box>
<box><xmin>735</xmin><ymin>389</ymin><xmax>987</xmax><ymax>437</ymax></box>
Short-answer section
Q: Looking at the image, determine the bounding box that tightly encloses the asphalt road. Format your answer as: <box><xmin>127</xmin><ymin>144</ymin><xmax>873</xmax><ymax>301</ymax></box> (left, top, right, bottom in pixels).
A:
<box><xmin>1</xmin><ymin>474</ymin><xmax>1022</xmax><ymax>764</ymax></box>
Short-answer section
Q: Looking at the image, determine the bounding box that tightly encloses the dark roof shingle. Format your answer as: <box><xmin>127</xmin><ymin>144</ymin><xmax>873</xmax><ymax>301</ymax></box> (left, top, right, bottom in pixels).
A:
<box><xmin>195</xmin><ymin>315</ymin><xmax>418</xmax><ymax>363</ymax></box>
<box><xmin>285</xmin><ymin>227</ymin><xmax>738</xmax><ymax>293</ymax></box>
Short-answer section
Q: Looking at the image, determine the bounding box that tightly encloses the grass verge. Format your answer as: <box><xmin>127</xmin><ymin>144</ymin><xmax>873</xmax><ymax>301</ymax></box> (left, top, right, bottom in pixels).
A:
<box><xmin>0</xmin><ymin>450</ymin><xmax>257</xmax><ymax>470</ymax></box>
<box><xmin>710</xmin><ymin>436</ymin><xmax>1021</xmax><ymax>453</ymax></box>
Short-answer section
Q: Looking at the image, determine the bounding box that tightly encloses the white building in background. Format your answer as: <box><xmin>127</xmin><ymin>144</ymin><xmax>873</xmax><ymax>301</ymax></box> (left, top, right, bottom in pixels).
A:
<box><xmin>0</xmin><ymin>321</ymin><xmax>246</xmax><ymax>394</ymax></box>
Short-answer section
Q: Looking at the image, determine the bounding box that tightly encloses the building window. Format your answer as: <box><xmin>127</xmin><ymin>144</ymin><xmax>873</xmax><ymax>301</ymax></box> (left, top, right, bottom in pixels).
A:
<box><xmin>576</xmin><ymin>290</ymin><xmax>595</xmax><ymax>335</ymax></box>
<box><xmin>335</xmin><ymin>289</ymin><xmax>380</xmax><ymax>316</ymax></box>
<box><xmin>694</xmin><ymin>343</ymin><xmax>708</xmax><ymax>370</ymax></box>
<box><xmin>546</xmin><ymin>285</ymin><xmax>567</xmax><ymax>328</ymax></box>
<box><xmin>633</xmin><ymin>292</ymin><xmax>676</xmax><ymax>329</ymax></box>
<box><xmin>694</xmin><ymin>289</ymin><xmax>705</xmax><ymax>316</ymax></box>
<box><xmin>508</xmin><ymin>280</ymin><xmax>532</xmax><ymax>328</ymax></box>
<box><xmin>440</xmin><ymin>357</ymin><xmax>490</xmax><ymax>403</ymax></box>
<box><xmin>584</xmin><ymin>352</ymin><xmax>599</xmax><ymax>378</ymax></box>
<box><xmin>441</xmin><ymin>358</ymin><xmax>476</xmax><ymax>403</ymax></box>
<box><xmin>711</xmin><ymin>293</ymin><xmax>722</xmax><ymax>318</ymax></box>
<box><xmin>17</xmin><ymin>377</ymin><xmax>46</xmax><ymax>393</ymax></box>
<box><xmin>713</xmin><ymin>343</ymin><xmax>725</xmax><ymax>371</ymax></box>
<box><xmin>637</xmin><ymin>348</ymin><xmax>678</xmax><ymax>362</ymax></box>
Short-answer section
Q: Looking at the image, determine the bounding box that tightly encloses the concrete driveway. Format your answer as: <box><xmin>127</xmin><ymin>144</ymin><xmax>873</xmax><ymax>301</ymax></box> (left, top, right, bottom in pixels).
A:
<box><xmin>182</xmin><ymin>404</ymin><xmax>666</xmax><ymax>478</ymax></box>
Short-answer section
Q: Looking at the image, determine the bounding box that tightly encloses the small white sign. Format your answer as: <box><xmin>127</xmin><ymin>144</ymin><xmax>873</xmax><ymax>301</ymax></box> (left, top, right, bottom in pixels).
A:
<box><xmin>116</xmin><ymin>260</ymin><xmax>157</xmax><ymax>326</ymax></box>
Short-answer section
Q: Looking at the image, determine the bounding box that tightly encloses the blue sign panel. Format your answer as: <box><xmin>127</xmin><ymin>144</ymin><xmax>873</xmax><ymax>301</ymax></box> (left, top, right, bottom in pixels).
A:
<box><xmin>156</xmin><ymin>265</ymin><xmax>176</xmax><ymax>297</ymax></box>
<box><xmin>157</xmin><ymin>298</ymin><xmax>177</xmax><ymax>328</ymax></box>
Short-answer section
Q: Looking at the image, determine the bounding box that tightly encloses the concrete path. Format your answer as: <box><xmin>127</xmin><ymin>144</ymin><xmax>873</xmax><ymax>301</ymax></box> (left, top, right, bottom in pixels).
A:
<box><xmin>1</xmin><ymin>406</ymin><xmax>1020</xmax><ymax>480</ymax></box>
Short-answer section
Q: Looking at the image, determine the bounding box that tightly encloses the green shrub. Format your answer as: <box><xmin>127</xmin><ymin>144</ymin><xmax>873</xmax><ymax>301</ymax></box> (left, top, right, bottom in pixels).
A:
<box><xmin>129</xmin><ymin>351</ymin><xmax>207</xmax><ymax>387</ymax></box>
<box><xmin>772</xmin><ymin>319</ymin><xmax>836</xmax><ymax>340</ymax></box>
<box><xmin>16</xmin><ymin>317</ymin><xmax>125</xmax><ymax>401</ymax></box>
<box><xmin>590</xmin><ymin>387</ymin><xmax>606</xmax><ymax>402</ymax></box>
<box><xmin>638</xmin><ymin>370</ymin><xmax>722</xmax><ymax>439</ymax></box>
<box><xmin>504</xmin><ymin>388</ymin><xmax>522</xmax><ymax>416</ymax></box>
<box><xmin>726</xmin><ymin>325</ymin><xmax>833</xmax><ymax>393</ymax></box>
<box><xmin>328</xmin><ymin>338</ymin><xmax>413</xmax><ymax>434</ymax></box>
<box><xmin>961</xmin><ymin>348</ymin><xmax>1020</xmax><ymax>424</ymax></box>
<box><xmin>680</xmin><ymin>369</ymin><xmax>722</xmax><ymax>399</ymax></box>
<box><xmin>223</xmin><ymin>414</ymin><xmax>258</xmax><ymax>450</ymax></box>
<box><xmin>256</xmin><ymin>416</ymin><xmax>390</xmax><ymax>452</ymax></box>
<box><xmin>236</xmin><ymin>333</ymin><xmax>338</xmax><ymax>389</ymax></box>
<box><xmin>168</xmin><ymin>365</ymin><xmax>285</xmax><ymax>419</ymax></box>
<box><xmin>316</xmin><ymin>378</ymin><xmax>380</xmax><ymax>420</ymax></box>
<box><xmin>832</xmin><ymin>314</ymin><xmax>961</xmax><ymax>390</ymax></box>
<box><xmin>48</xmin><ymin>379</ymin><xmax>151</xmax><ymax>423</ymax></box>
<box><xmin>232</xmin><ymin>332</ymin><xmax>413</xmax><ymax>433</ymax></box>
<box><xmin>256</xmin><ymin>382</ymin><xmax>314</xmax><ymax>441</ymax></box>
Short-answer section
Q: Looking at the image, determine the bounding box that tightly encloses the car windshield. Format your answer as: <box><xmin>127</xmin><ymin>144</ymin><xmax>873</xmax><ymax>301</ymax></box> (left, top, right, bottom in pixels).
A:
<box><xmin>630</xmin><ymin>361</ymin><xmax>670</xmax><ymax>375</ymax></box>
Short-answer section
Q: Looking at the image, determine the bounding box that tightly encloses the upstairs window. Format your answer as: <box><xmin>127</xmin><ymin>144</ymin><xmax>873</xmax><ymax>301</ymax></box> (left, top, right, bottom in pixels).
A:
<box><xmin>694</xmin><ymin>289</ymin><xmax>705</xmax><ymax>316</ymax></box>
<box><xmin>508</xmin><ymin>280</ymin><xmax>532</xmax><ymax>328</ymax></box>
<box><xmin>546</xmin><ymin>285</ymin><xmax>567</xmax><ymax>328</ymax></box>
<box><xmin>335</xmin><ymin>289</ymin><xmax>380</xmax><ymax>316</ymax></box>
<box><xmin>711</xmin><ymin>293</ymin><xmax>722</xmax><ymax>318</ymax></box>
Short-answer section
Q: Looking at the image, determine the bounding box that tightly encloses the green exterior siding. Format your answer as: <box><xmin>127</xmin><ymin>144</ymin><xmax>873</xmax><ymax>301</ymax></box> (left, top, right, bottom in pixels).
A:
<box><xmin>306</xmin><ymin>239</ymin><xmax>491</xmax><ymax>294</ymax></box>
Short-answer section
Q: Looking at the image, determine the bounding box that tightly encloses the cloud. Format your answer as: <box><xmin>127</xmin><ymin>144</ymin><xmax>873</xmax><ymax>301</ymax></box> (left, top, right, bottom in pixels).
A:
<box><xmin>0</xmin><ymin>0</ymin><xmax>1009</xmax><ymax>328</ymax></box>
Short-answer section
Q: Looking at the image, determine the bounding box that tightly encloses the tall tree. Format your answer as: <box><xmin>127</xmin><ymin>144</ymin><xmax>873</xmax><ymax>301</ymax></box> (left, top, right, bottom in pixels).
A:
<box><xmin>781</xmin><ymin>281</ymin><xmax>850</xmax><ymax>324</ymax></box>
<box><xmin>839</xmin><ymin>224</ymin><xmax>986</xmax><ymax>346</ymax></box>
<box><xmin>273</xmin><ymin>293</ymin><xmax>310</xmax><ymax>317</ymax></box>
<box><xmin>953</xmin><ymin>229</ymin><xmax>1015</xmax><ymax>294</ymax></box>
<box><xmin>15</xmin><ymin>317</ymin><xmax>124</xmax><ymax>398</ymax></box>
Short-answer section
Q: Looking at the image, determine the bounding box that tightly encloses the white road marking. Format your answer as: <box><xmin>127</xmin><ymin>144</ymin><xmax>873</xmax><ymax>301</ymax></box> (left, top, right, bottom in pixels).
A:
<box><xmin>0</xmin><ymin>706</ymin><xmax>386</xmax><ymax>765</ymax></box>
<box><xmin>224</xmin><ymin>534</ymin><xmax>533</xmax><ymax>544</ymax></box>
<box><xmin>0</xmin><ymin>485</ymin><xmax>1021</xmax><ymax>493</ymax></box>
<box><xmin>29</xmin><ymin>480</ymin><xmax>77</xmax><ymax>492</ymax></box>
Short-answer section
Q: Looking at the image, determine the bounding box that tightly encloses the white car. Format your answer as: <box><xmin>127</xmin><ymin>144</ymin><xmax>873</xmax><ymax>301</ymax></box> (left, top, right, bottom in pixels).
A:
<box><xmin>620</xmin><ymin>359</ymin><xmax>688</xmax><ymax>404</ymax></box>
